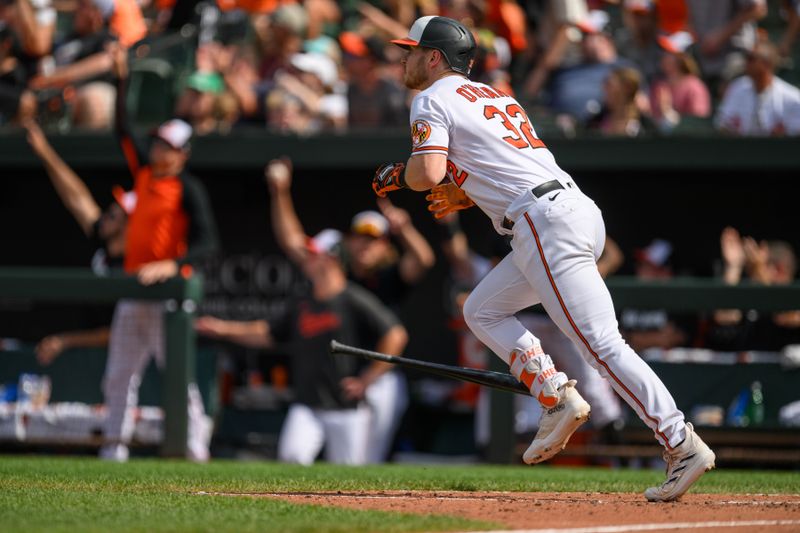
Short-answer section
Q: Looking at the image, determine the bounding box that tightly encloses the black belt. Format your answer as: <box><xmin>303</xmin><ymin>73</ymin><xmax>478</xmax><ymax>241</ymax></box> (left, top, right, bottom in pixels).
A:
<box><xmin>501</xmin><ymin>180</ymin><xmax>565</xmax><ymax>230</ymax></box>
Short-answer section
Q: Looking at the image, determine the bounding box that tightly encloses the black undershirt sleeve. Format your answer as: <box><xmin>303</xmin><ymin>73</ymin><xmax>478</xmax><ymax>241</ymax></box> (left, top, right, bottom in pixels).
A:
<box><xmin>179</xmin><ymin>173</ymin><xmax>220</xmax><ymax>266</ymax></box>
<box><xmin>347</xmin><ymin>283</ymin><xmax>401</xmax><ymax>344</ymax></box>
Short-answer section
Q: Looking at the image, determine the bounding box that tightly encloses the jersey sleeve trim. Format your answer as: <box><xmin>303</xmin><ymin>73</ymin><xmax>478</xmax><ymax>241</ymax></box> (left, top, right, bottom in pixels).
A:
<box><xmin>411</xmin><ymin>145</ymin><xmax>449</xmax><ymax>154</ymax></box>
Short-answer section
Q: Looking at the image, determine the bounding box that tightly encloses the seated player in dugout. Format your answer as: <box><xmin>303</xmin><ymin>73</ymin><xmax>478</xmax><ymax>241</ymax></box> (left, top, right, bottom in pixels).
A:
<box><xmin>195</xmin><ymin>229</ymin><xmax>409</xmax><ymax>465</ymax></box>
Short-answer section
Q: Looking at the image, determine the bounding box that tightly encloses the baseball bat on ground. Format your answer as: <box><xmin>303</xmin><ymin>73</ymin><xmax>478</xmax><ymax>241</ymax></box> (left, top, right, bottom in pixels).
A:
<box><xmin>329</xmin><ymin>340</ymin><xmax>531</xmax><ymax>396</ymax></box>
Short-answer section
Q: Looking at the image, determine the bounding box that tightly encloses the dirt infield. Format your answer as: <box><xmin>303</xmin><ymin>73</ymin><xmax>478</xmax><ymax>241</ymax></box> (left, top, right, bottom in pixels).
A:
<box><xmin>213</xmin><ymin>491</ymin><xmax>800</xmax><ymax>532</ymax></box>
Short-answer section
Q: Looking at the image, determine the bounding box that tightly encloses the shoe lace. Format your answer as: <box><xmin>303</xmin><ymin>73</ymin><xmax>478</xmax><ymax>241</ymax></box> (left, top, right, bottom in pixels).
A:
<box><xmin>660</xmin><ymin>451</ymin><xmax>678</xmax><ymax>487</ymax></box>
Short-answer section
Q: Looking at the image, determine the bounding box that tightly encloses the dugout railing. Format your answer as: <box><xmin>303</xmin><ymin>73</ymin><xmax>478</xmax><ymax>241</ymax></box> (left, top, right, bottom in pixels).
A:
<box><xmin>1</xmin><ymin>268</ymin><xmax>799</xmax><ymax>462</ymax></box>
<box><xmin>0</xmin><ymin>267</ymin><xmax>202</xmax><ymax>457</ymax></box>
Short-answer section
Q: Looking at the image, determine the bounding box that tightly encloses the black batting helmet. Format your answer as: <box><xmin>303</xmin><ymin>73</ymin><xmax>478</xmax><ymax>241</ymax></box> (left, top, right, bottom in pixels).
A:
<box><xmin>391</xmin><ymin>16</ymin><xmax>477</xmax><ymax>76</ymax></box>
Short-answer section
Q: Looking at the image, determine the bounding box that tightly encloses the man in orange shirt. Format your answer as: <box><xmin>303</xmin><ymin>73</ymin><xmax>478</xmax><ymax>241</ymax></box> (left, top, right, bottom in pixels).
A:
<box><xmin>99</xmin><ymin>45</ymin><xmax>219</xmax><ymax>462</ymax></box>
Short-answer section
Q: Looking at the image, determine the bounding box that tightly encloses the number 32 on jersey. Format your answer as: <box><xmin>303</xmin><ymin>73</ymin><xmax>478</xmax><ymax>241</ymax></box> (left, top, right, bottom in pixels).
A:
<box><xmin>484</xmin><ymin>104</ymin><xmax>546</xmax><ymax>150</ymax></box>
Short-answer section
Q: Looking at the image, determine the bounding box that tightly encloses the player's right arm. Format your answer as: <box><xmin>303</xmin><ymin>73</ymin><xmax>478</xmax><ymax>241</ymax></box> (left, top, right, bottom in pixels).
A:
<box><xmin>265</xmin><ymin>158</ymin><xmax>309</xmax><ymax>265</ymax></box>
<box><xmin>111</xmin><ymin>43</ymin><xmax>145</xmax><ymax>177</ymax></box>
<box><xmin>403</xmin><ymin>153</ymin><xmax>448</xmax><ymax>191</ymax></box>
<box><xmin>23</xmin><ymin>120</ymin><xmax>101</xmax><ymax>236</ymax></box>
<box><xmin>195</xmin><ymin>316</ymin><xmax>274</xmax><ymax>349</ymax></box>
<box><xmin>373</xmin><ymin>94</ymin><xmax>450</xmax><ymax>196</ymax></box>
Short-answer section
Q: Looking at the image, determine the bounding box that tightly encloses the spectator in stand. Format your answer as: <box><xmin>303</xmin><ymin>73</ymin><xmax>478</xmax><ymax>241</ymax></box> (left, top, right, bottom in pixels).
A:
<box><xmin>0</xmin><ymin>0</ymin><xmax>57</xmax><ymax>124</ymax></box>
<box><xmin>649</xmin><ymin>31</ymin><xmax>711</xmax><ymax>131</ymax></box>
<box><xmin>174</xmin><ymin>70</ymin><xmax>239</xmax><ymax>136</ymax></box>
<box><xmin>485</xmin><ymin>0</ymin><xmax>528</xmax><ymax>58</ymax></box>
<box><xmin>0</xmin><ymin>0</ymin><xmax>56</xmax><ymax>73</ymax></box>
<box><xmin>470</xmin><ymin>26</ymin><xmax>515</xmax><ymax>94</ymax></box>
<box><xmin>654</xmin><ymin>0</ymin><xmax>690</xmax><ymax>35</ymax></box>
<box><xmin>715</xmin><ymin>40</ymin><xmax>800</xmax><ymax>136</ymax></box>
<box><xmin>285</xmin><ymin>52</ymin><xmax>346</xmax><ymax>129</ymax></box>
<box><xmin>256</xmin><ymin>3</ymin><xmax>307</xmax><ymax>82</ymax></box>
<box><xmin>197</xmin><ymin>41</ymin><xmax>260</xmax><ymax>124</ymax></box>
<box><xmin>705</xmin><ymin>228</ymin><xmax>800</xmax><ymax>352</ymax></box>
<box><xmin>340</xmin><ymin>32</ymin><xmax>407</xmax><ymax>129</ymax></box>
<box><xmin>264</xmin><ymin>51</ymin><xmax>344</xmax><ymax>133</ymax></box>
<box><xmin>617</xmin><ymin>0</ymin><xmax>662</xmax><ymax>84</ymax></box>
<box><xmin>200</xmin><ymin>4</ymin><xmax>309</xmax><ymax>124</ymax></box>
<box><xmin>108</xmin><ymin>0</ymin><xmax>147</xmax><ymax>47</ymax></box>
<box><xmin>522</xmin><ymin>0</ymin><xmax>590</xmax><ymax>102</ymax></box>
<box><xmin>265</xmin><ymin>88</ymin><xmax>315</xmax><ymax>133</ymax></box>
<box><xmin>32</xmin><ymin>0</ymin><xmax>146</xmax><ymax>86</ymax></box>
<box><xmin>685</xmin><ymin>0</ymin><xmax>767</xmax><ymax>93</ymax></box>
<box><xmin>541</xmin><ymin>10</ymin><xmax>639</xmax><ymax>123</ymax></box>
<box><xmin>29</xmin><ymin>0</ymin><xmax>146</xmax><ymax>130</ymax></box>
<box><xmin>0</xmin><ymin>21</ymin><xmax>37</xmax><ymax>125</ymax></box>
<box><xmin>779</xmin><ymin>0</ymin><xmax>800</xmax><ymax>58</ymax></box>
<box><xmin>586</xmin><ymin>66</ymin><xmax>657</xmax><ymax>136</ymax></box>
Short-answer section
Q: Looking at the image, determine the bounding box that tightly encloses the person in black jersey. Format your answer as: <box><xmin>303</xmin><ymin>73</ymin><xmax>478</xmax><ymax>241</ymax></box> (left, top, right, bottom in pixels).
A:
<box><xmin>196</xmin><ymin>229</ymin><xmax>408</xmax><ymax>464</ymax></box>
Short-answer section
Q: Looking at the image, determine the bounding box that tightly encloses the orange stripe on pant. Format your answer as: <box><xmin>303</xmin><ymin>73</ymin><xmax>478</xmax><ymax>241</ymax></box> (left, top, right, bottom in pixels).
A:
<box><xmin>522</xmin><ymin>213</ymin><xmax>672</xmax><ymax>450</ymax></box>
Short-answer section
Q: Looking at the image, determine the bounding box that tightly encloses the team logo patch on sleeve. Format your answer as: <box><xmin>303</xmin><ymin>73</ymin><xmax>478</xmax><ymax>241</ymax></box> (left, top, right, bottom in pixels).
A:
<box><xmin>411</xmin><ymin>120</ymin><xmax>432</xmax><ymax>147</ymax></box>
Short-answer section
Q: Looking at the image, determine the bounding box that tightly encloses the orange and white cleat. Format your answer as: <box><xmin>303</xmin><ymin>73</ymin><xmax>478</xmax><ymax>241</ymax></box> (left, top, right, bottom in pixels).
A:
<box><xmin>523</xmin><ymin>380</ymin><xmax>591</xmax><ymax>464</ymax></box>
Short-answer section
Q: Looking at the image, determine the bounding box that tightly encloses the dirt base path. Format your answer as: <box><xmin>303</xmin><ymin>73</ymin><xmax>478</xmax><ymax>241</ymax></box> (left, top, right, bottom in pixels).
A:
<box><xmin>211</xmin><ymin>491</ymin><xmax>800</xmax><ymax>532</ymax></box>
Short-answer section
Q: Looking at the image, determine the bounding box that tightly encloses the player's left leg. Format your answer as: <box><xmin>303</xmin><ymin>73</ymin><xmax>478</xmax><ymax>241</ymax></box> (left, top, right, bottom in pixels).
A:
<box><xmin>464</xmin><ymin>253</ymin><xmax>561</xmax><ymax>400</ymax></box>
<box><xmin>519</xmin><ymin>314</ymin><xmax>622</xmax><ymax>429</ymax></box>
<box><xmin>463</xmin><ymin>253</ymin><xmax>590</xmax><ymax>463</ymax></box>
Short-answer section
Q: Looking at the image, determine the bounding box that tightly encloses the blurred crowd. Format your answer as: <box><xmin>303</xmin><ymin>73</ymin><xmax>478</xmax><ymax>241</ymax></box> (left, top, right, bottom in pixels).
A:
<box><xmin>2</xmin><ymin>0</ymin><xmax>800</xmax><ymax>136</ymax></box>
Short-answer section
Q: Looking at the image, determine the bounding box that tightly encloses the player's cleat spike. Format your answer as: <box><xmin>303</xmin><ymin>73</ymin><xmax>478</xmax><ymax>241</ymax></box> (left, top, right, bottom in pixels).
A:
<box><xmin>644</xmin><ymin>423</ymin><xmax>716</xmax><ymax>502</ymax></box>
<box><xmin>523</xmin><ymin>379</ymin><xmax>591</xmax><ymax>464</ymax></box>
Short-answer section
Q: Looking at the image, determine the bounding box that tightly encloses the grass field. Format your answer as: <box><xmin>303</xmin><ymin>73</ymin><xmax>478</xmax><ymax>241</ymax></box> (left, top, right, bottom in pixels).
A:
<box><xmin>1</xmin><ymin>456</ymin><xmax>798</xmax><ymax>533</ymax></box>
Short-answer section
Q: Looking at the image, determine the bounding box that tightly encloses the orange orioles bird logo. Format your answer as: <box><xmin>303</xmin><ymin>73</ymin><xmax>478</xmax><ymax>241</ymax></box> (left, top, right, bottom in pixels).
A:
<box><xmin>411</xmin><ymin>120</ymin><xmax>431</xmax><ymax>147</ymax></box>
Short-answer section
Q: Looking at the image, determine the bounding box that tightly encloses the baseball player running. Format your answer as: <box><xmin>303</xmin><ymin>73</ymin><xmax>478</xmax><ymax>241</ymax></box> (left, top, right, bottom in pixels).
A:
<box><xmin>372</xmin><ymin>16</ymin><xmax>715</xmax><ymax>502</ymax></box>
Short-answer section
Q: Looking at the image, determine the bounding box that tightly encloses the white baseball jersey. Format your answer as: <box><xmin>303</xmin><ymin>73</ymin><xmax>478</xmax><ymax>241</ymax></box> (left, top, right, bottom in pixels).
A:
<box><xmin>409</xmin><ymin>75</ymin><xmax>573</xmax><ymax>234</ymax></box>
<box><xmin>715</xmin><ymin>75</ymin><xmax>800</xmax><ymax>136</ymax></box>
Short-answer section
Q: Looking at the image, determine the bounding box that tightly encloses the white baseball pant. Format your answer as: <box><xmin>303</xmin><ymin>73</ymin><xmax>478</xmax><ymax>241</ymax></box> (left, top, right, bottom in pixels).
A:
<box><xmin>364</xmin><ymin>369</ymin><xmax>409</xmax><ymax>463</ymax></box>
<box><xmin>103</xmin><ymin>300</ymin><xmax>211</xmax><ymax>461</ymax></box>
<box><xmin>277</xmin><ymin>403</ymin><xmax>370</xmax><ymax>465</ymax></box>
<box><xmin>463</xmin><ymin>185</ymin><xmax>687</xmax><ymax>450</ymax></box>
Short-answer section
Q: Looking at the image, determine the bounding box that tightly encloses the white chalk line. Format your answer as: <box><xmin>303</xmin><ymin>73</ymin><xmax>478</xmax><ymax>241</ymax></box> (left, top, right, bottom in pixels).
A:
<box><xmin>196</xmin><ymin>492</ymin><xmax>800</xmax><ymax>506</ymax></box>
<box><xmin>452</xmin><ymin>520</ymin><xmax>800</xmax><ymax>533</ymax></box>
